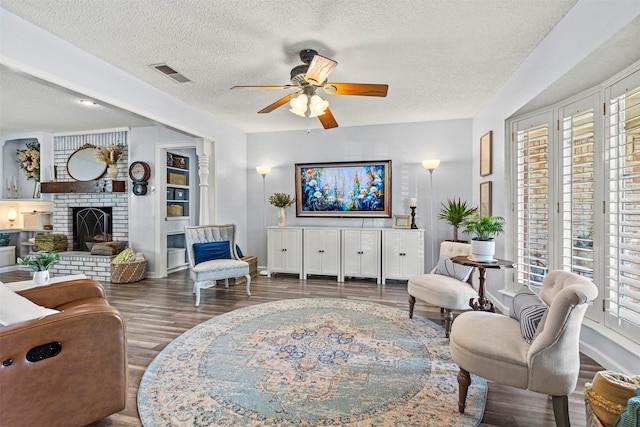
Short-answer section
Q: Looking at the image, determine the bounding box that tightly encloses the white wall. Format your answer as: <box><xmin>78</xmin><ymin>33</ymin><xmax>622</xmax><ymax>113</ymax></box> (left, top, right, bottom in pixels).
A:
<box><xmin>246</xmin><ymin>119</ymin><xmax>473</xmax><ymax>271</ymax></box>
<box><xmin>471</xmin><ymin>1</ymin><xmax>640</xmax><ymax>373</ymax></box>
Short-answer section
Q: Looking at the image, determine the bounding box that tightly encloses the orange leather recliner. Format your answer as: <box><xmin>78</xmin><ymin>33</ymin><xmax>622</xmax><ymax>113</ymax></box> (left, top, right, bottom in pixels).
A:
<box><xmin>0</xmin><ymin>278</ymin><xmax>128</xmax><ymax>427</ymax></box>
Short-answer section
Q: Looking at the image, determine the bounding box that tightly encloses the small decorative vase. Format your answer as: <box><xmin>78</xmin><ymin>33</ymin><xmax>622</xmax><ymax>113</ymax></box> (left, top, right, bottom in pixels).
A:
<box><xmin>107</xmin><ymin>163</ymin><xmax>118</xmax><ymax>180</ymax></box>
<box><xmin>470</xmin><ymin>239</ymin><xmax>495</xmax><ymax>262</ymax></box>
<box><xmin>34</xmin><ymin>270</ymin><xmax>50</xmax><ymax>286</ymax></box>
<box><xmin>278</xmin><ymin>208</ymin><xmax>287</xmax><ymax>227</ymax></box>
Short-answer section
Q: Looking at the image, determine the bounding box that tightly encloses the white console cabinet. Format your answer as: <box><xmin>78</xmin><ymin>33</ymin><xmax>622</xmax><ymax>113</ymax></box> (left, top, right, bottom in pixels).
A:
<box><xmin>267</xmin><ymin>227</ymin><xmax>303</xmax><ymax>278</ymax></box>
<box><xmin>303</xmin><ymin>228</ymin><xmax>340</xmax><ymax>280</ymax></box>
<box><xmin>381</xmin><ymin>229</ymin><xmax>424</xmax><ymax>284</ymax></box>
<box><xmin>267</xmin><ymin>226</ymin><xmax>424</xmax><ymax>284</ymax></box>
<box><xmin>341</xmin><ymin>229</ymin><xmax>381</xmax><ymax>283</ymax></box>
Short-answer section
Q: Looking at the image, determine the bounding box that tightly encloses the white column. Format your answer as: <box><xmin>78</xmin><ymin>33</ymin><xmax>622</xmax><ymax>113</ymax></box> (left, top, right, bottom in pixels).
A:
<box><xmin>195</xmin><ymin>138</ymin><xmax>213</xmax><ymax>224</ymax></box>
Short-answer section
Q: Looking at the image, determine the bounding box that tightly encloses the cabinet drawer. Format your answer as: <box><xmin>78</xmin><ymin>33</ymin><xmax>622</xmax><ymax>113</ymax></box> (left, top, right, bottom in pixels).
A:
<box><xmin>167</xmin><ymin>218</ymin><xmax>189</xmax><ymax>234</ymax></box>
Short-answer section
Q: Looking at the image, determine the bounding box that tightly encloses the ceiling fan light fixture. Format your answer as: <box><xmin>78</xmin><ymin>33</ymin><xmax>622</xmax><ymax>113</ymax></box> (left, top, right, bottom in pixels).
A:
<box><xmin>304</xmin><ymin>54</ymin><xmax>337</xmax><ymax>86</ymax></box>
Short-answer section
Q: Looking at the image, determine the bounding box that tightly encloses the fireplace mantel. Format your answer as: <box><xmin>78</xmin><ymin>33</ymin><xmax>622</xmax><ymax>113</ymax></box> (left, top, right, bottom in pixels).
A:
<box><xmin>41</xmin><ymin>180</ymin><xmax>126</xmax><ymax>194</ymax></box>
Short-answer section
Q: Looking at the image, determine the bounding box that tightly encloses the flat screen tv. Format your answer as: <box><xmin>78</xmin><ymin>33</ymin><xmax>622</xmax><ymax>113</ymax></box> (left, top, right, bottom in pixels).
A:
<box><xmin>295</xmin><ymin>160</ymin><xmax>391</xmax><ymax>218</ymax></box>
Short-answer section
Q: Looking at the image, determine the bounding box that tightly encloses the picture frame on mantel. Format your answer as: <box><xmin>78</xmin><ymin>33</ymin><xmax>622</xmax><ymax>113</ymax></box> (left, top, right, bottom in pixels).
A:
<box><xmin>480</xmin><ymin>130</ymin><xmax>492</xmax><ymax>177</ymax></box>
<box><xmin>479</xmin><ymin>181</ymin><xmax>492</xmax><ymax>216</ymax></box>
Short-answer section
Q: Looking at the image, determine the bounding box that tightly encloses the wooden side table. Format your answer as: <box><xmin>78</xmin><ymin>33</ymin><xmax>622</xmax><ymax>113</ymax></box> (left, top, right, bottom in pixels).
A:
<box><xmin>451</xmin><ymin>255</ymin><xmax>515</xmax><ymax>312</ymax></box>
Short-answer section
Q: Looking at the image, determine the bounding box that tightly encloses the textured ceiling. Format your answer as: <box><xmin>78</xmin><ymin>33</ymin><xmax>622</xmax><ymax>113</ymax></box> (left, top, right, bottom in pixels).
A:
<box><xmin>0</xmin><ymin>0</ymin><xmax>590</xmax><ymax>134</ymax></box>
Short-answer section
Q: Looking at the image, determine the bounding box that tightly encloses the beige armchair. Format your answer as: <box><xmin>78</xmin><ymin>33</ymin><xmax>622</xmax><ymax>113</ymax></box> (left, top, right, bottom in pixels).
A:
<box><xmin>185</xmin><ymin>224</ymin><xmax>251</xmax><ymax>306</ymax></box>
<box><xmin>449</xmin><ymin>270</ymin><xmax>598</xmax><ymax>427</ymax></box>
<box><xmin>0</xmin><ymin>278</ymin><xmax>128</xmax><ymax>427</ymax></box>
<box><xmin>408</xmin><ymin>241</ymin><xmax>478</xmax><ymax>337</ymax></box>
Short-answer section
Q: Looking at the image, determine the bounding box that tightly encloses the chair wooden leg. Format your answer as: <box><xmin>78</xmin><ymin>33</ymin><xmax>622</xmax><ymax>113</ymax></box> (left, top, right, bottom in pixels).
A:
<box><xmin>457</xmin><ymin>368</ymin><xmax>471</xmax><ymax>413</ymax></box>
<box><xmin>408</xmin><ymin>295</ymin><xmax>416</xmax><ymax>318</ymax></box>
<box><xmin>195</xmin><ymin>284</ymin><xmax>201</xmax><ymax>307</ymax></box>
<box><xmin>245</xmin><ymin>274</ymin><xmax>251</xmax><ymax>296</ymax></box>
<box><xmin>444</xmin><ymin>309</ymin><xmax>454</xmax><ymax>338</ymax></box>
<box><xmin>552</xmin><ymin>395</ymin><xmax>570</xmax><ymax>427</ymax></box>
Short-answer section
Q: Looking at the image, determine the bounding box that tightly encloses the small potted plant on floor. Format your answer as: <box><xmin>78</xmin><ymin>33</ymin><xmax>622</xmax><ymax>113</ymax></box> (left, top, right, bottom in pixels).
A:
<box><xmin>269</xmin><ymin>192</ymin><xmax>295</xmax><ymax>227</ymax></box>
<box><xmin>462</xmin><ymin>214</ymin><xmax>505</xmax><ymax>262</ymax></box>
<box><xmin>438</xmin><ymin>198</ymin><xmax>477</xmax><ymax>242</ymax></box>
<box><xmin>17</xmin><ymin>252</ymin><xmax>60</xmax><ymax>286</ymax></box>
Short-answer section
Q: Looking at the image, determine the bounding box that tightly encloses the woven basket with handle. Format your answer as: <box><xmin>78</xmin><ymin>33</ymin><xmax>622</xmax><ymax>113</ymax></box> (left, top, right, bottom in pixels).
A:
<box><xmin>111</xmin><ymin>259</ymin><xmax>147</xmax><ymax>283</ymax></box>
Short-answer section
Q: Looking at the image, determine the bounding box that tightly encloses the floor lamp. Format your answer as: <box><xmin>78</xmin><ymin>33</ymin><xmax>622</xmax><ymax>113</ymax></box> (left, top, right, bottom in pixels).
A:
<box><xmin>256</xmin><ymin>165</ymin><xmax>271</xmax><ymax>275</ymax></box>
<box><xmin>422</xmin><ymin>159</ymin><xmax>440</xmax><ymax>270</ymax></box>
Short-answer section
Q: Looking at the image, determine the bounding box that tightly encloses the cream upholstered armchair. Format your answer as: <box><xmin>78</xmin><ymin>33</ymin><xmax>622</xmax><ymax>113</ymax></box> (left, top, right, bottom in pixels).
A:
<box><xmin>185</xmin><ymin>224</ymin><xmax>251</xmax><ymax>306</ymax></box>
<box><xmin>450</xmin><ymin>270</ymin><xmax>598</xmax><ymax>427</ymax></box>
<box><xmin>408</xmin><ymin>241</ymin><xmax>478</xmax><ymax>337</ymax></box>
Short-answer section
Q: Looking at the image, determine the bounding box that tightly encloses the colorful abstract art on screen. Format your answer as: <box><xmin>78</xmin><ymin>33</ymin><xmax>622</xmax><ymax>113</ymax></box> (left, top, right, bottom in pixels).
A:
<box><xmin>295</xmin><ymin>161</ymin><xmax>391</xmax><ymax>217</ymax></box>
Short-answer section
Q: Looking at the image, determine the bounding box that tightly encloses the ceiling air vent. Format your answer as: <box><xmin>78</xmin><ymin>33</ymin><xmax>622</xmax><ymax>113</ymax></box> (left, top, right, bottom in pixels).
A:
<box><xmin>150</xmin><ymin>63</ymin><xmax>191</xmax><ymax>83</ymax></box>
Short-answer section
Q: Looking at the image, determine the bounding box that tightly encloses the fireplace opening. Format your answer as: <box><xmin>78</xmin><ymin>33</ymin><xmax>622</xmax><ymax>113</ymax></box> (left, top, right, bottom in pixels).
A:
<box><xmin>72</xmin><ymin>207</ymin><xmax>113</xmax><ymax>251</ymax></box>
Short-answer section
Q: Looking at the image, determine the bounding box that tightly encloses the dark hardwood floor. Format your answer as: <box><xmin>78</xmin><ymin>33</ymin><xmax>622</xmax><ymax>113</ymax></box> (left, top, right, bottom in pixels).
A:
<box><xmin>2</xmin><ymin>269</ymin><xmax>602</xmax><ymax>426</ymax></box>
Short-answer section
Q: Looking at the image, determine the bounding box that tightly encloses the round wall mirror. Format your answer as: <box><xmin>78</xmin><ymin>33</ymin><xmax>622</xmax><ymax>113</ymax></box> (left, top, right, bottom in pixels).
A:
<box><xmin>67</xmin><ymin>144</ymin><xmax>107</xmax><ymax>181</ymax></box>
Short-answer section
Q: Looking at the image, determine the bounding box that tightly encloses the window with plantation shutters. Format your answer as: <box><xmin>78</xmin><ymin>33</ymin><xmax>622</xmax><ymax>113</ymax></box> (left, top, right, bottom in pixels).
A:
<box><xmin>605</xmin><ymin>73</ymin><xmax>640</xmax><ymax>342</ymax></box>
<box><xmin>514</xmin><ymin>114</ymin><xmax>551</xmax><ymax>288</ymax></box>
<box><xmin>560</xmin><ymin>100</ymin><xmax>595</xmax><ymax>281</ymax></box>
<box><xmin>509</xmin><ymin>63</ymin><xmax>640</xmax><ymax>345</ymax></box>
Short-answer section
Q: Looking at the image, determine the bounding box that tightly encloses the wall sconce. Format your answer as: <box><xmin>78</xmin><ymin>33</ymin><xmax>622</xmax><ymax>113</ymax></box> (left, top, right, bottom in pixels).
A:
<box><xmin>7</xmin><ymin>206</ymin><xmax>17</xmax><ymax>227</ymax></box>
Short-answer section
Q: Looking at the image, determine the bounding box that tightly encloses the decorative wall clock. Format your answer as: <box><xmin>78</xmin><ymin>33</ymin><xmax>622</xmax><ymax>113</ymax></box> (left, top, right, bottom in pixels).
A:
<box><xmin>128</xmin><ymin>161</ymin><xmax>151</xmax><ymax>196</ymax></box>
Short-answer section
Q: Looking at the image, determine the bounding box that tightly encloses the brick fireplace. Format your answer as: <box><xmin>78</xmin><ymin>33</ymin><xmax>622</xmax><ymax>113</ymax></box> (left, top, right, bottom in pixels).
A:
<box><xmin>47</xmin><ymin>131</ymin><xmax>129</xmax><ymax>282</ymax></box>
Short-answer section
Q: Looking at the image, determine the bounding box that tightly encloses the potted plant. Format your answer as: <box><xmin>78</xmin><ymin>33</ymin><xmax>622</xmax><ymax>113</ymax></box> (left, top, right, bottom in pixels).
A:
<box><xmin>462</xmin><ymin>214</ymin><xmax>505</xmax><ymax>262</ymax></box>
<box><xmin>17</xmin><ymin>252</ymin><xmax>60</xmax><ymax>286</ymax></box>
<box><xmin>438</xmin><ymin>198</ymin><xmax>477</xmax><ymax>242</ymax></box>
<box><xmin>269</xmin><ymin>192</ymin><xmax>295</xmax><ymax>227</ymax></box>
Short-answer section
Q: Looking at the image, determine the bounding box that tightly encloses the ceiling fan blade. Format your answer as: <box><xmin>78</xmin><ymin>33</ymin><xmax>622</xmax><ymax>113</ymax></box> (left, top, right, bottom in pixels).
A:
<box><xmin>318</xmin><ymin>107</ymin><xmax>338</xmax><ymax>129</ymax></box>
<box><xmin>231</xmin><ymin>85</ymin><xmax>297</xmax><ymax>90</ymax></box>
<box><xmin>304</xmin><ymin>54</ymin><xmax>338</xmax><ymax>86</ymax></box>
<box><xmin>257</xmin><ymin>92</ymin><xmax>299</xmax><ymax>114</ymax></box>
<box><xmin>323</xmin><ymin>83</ymin><xmax>388</xmax><ymax>97</ymax></box>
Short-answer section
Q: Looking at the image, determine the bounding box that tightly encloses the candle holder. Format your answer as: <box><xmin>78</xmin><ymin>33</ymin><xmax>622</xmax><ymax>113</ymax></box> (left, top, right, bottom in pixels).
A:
<box><xmin>410</xmin><ymin>206</ymin><xmax>418</xmax><ymax>229</ymax></box>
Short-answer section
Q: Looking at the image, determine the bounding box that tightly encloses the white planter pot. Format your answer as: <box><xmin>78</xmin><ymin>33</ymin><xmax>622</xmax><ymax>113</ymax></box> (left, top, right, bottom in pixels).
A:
<box><xmin>33</xmin><ymin>270</ymin><xmax>50</xmax><ymax>286</ymax></box>
<box><xmin>470</xmin><ymin>239</ymin><xmax>495</xmax><ymax>262</ymax></box>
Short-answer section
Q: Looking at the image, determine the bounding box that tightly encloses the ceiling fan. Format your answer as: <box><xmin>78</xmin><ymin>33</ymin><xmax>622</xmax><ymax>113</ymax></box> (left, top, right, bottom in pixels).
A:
<box><xmin>231</xmin><ymin>49</ymin><xmax>388</xmax><ymax>129</ymax></box>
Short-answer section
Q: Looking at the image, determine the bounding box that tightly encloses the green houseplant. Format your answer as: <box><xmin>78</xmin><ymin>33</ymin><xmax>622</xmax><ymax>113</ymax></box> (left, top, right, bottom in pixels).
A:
<box><xmin>438</xmin><ymin>198</ymin><xmax>477</xmax><ymax>242</ymax></box>
<box><xmin>17</xmin><ymin>252</ymin><xmax>60</xmax><ymax>286</ymax></box>
<box><xmin>462</xmin><ymin>214</ymin><xmax>505</xmax><ymax>261</ymax></box>
<box><xmin>269</xmin><ymin>192</ymin><xmax>295</xmax><ymax>227</ymax></box>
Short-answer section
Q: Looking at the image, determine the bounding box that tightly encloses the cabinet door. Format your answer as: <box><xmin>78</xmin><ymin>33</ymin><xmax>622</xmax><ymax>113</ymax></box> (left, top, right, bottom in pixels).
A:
<box><xmin>282</xmin><ymin>229</ymin><xmax>301</xmax><ymax>273</ymax></box>
<box><xmin>267</xmin><ymin>229</ymin><xmax>285</xmax><ymax>273</ymax></box>
<box><xmin>304</xmin><ymin>229</ymin><xmax>323</xmax><ymax>275</ymax></box>
<box><xmin>382</xmin><ymin>230</ymin><xmax>403</xmax><ymax>279</ymax></box>
<box><xmin>319</xmin><ymin>229</ymin><xmax>339</xmax><ymax>275</ymax></box>
<box><xmin>359</xmin><ymin>230</ymin><xmax>380</xmax><ymax>278</ymax></box>
<box><xmin>399</xmin><ymin>231</ymin><xmax>423</xmax><ymax>277</ymax></box>
<box><xmin>304</xmin><ymin>229</ymin><xmax>339</xmax><ymax>276</ymax></box>
<box><xmin>342</xmin><ymin>230</ymin><xmax>363</xmax><ymax>277</ymax></box>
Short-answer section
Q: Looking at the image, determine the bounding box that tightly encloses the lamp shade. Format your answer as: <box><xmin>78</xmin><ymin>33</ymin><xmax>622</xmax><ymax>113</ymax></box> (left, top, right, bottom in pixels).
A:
<box><xmin>422</xmin><ymin>159</ymin><xmax>441</xmax><ymax>171</ymax></box>
<box><xmin>7</xmin><ymin>207</ymin><xmax>17</xmax><ymax>225</ymax></box>
<box><xmin>256</xmin><ymin>165</ymin><xmax>271</xmax><ymax>176</ymax></box>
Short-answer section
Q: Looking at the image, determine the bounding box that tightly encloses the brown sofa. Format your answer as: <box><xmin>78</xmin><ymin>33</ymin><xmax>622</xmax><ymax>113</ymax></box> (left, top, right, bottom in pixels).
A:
<box><xmin>0</xmin><ymin>278</ymin><xmax>128</xmax><ymax>427</ymax></box>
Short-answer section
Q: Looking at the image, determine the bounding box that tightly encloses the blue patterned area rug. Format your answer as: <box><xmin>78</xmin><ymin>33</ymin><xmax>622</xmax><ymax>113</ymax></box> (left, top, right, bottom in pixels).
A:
<box><xmin>138</xmin><ymin>298</ymin><xmax>487</xmax><ymax>426</ymax></box>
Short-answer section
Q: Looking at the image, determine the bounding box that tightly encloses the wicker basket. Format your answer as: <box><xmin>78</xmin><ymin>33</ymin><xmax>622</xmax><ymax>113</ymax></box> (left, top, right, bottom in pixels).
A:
<box><xmin>111</xmin><ymin>259</ymin><xmax>147</xmax><ymax>283</ymax></box>
<box><xmin>167</xmin><ymin>205</ymin><xmax>184</xmax><ymax>217</ymax></box>
<box><xmin>585</xmin><ymin>397</ymin><xmax>604</xmax><ymax>427</ymax></box>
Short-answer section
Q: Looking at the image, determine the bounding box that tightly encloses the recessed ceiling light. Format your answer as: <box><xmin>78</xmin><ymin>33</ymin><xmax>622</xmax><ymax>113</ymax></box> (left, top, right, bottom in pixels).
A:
<box><xmin>78</xmin><ymin>99</ymin><xmax>99</xmax><ymax>107</ymax></box>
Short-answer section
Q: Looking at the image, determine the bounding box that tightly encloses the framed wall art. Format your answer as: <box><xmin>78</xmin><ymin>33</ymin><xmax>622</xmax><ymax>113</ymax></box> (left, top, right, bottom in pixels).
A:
<box><xmin>480</xmin><ymin>130</ymin><xmax>492</xmax><ymax>177</ymax></box>
<box><xmin>295</xmin><ymin>160</ymin><xmax>392</xmax><ymax>218</ymax></box>
<box><xmin>479</xmin><ymin>181</ymin><xmax>492</xmax><ymax>216</ymax></box>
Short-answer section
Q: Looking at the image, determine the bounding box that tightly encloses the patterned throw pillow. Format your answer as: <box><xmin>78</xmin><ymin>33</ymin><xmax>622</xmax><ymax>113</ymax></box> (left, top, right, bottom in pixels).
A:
<box><xmin>510</xmin><ymin>286</ymin><xmax>548</xmax><ymax>343</ymax></box>
<box><xmin>434</xmin><ymin>257</ymin><xmax>473</xmax><ymax>282</ymax></box>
